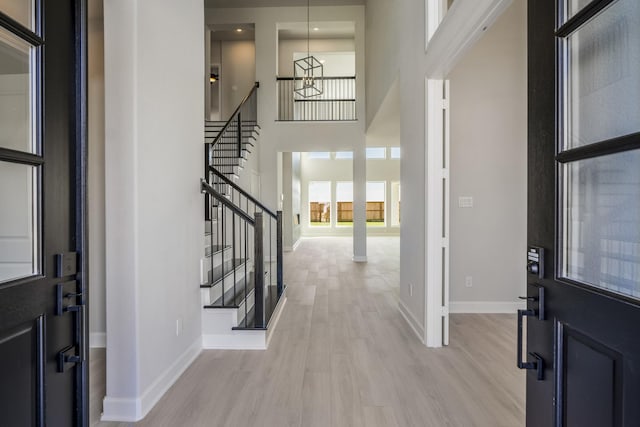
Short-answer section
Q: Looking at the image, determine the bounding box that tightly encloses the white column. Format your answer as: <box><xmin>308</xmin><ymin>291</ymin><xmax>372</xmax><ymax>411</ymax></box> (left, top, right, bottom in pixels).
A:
<box><xmin>353</xmin><ymin>142</ymin><xmax>367</xmax><ymax>262</ymax></box>
<box><xmin>103</xmin><ymin>0</ymin><xmax>140</xmax><ymax>417</ymax></box>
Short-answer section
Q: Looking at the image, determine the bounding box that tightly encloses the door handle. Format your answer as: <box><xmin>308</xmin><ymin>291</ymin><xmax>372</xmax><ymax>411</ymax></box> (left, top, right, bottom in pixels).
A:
<box><xmin>516</xmin><ymin>284</ymin><xmax>545</xmax><ymax>380</ymax></box>
<box><xmin>517</xmin><ymin>308</ymin><xmax>544</xmax><ymax>380</ymax></box>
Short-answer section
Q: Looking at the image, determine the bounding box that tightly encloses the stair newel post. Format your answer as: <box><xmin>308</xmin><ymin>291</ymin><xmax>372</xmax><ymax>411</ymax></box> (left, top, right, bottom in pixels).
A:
<box><xmin>276</xmin><ymin>211</ymin><xmax>283</xmax><ymax>298</ymax></box>
<box><xmin>236</xmin><ymin>112</ymin><xmax>242</xmax><ymax>160</ymax></box>
<box><xmin>254</xmin><ymin>212</ymin><xmax>265</xmax><ymax>328</ymax></box>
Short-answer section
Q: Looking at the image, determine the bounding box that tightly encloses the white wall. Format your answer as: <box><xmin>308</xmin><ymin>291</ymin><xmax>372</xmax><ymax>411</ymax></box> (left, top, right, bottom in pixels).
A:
<box><xmin>216</xmin><ymin>40</ymin><xmax>256</xmax><ymax>119</ymax></box>
<box><xmin>88</xmin><ymin>0</ymin><xmax>106</xmax><ymax>347</ymax></box>
<box><xmin>102</xmin><ymin>0</ymin><xmax>204</xmax><ymax>421</ymax></box>
<box><xmin>447</xmin><ymin>0</ymin><xmax>527</xmax><ymax>307</ymax></box>
<box><xmin>281</xmin><ymin>152</ymin><xmax>301</xmax><ymax>250</ymax></box>
<box><xmin>278</xmin><ymin>38</ymin><xmax>355</xmax><ymax>76</ymax></box>
<box><xmin>364</xmin><ymin>0</ymin><xmax>400</xmax><ymax>127</ymax></box>
<box><xmin>397</xmin><ymin>0</ymin><xmax>428</xmax><ymax>333</ymax></box>
<box><xmin>365</xmin><ymin>0</ymin><xmax>527</xmax><ymax>338</ymax></box>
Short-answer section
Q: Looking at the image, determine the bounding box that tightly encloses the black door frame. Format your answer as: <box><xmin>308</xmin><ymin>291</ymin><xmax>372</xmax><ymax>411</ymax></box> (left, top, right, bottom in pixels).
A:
<box><xmin>74</xmin><ymin>0</ymin><xmax>89</xmax><ymax>425</ymax></box>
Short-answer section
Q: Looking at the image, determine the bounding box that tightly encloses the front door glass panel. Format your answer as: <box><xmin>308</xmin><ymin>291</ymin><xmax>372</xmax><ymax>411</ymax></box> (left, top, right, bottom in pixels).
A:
<box><xmin>559</xmin><ymin>0</ymin><xmax>640</xmax><ymax>301</ymax></box>
<box><xmin>0</xmin><ymin>0</ymin><xmax>35</xmax><ymax>31</ymax></box>
<box><xmin>562</xmin><ymin>149</ymin><xmax>640</xmax><ymax>299</ymax></box>
<box><xmin>562</xmin><ymin>0</ymin><xmax>640</xmax><ymax>149</ymax></box>
<box><xmin>0</xmin><ymin>26</ymin><xmax>35</xmax><ymax>154</ymax></box>
<box><xmin>0</xmin><ymin>160</ymin><xmax>38</xmax><ymax>283</ymax></box>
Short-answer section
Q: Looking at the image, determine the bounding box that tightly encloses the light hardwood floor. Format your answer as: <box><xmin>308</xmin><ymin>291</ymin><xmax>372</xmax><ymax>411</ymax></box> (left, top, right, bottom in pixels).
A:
<box><xmin>91</xmin><ymin>236</ymin><xmax>524</xmax><ymax>427</ymax></box>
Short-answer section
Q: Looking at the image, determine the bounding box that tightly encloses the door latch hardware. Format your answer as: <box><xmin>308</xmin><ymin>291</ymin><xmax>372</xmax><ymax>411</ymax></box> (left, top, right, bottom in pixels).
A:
<box><xmin>527</xmin><ymin>246</ymin><xmax>545</xmax><ymax>278</ymax></box>
<box><xmin>57</xmin><ymin>345</ymin><xmax>82</xmax><ymax>373</ymax></box>
<box><xmin>518</xmin><ymin>283</ymin><xmax>545</xmax><ymax>320</ymax></box>
<box><xmin>55</xmin><ymin>252</ymin><xmax>78</xmax><ymax>278</ymax></box>
<box><xmin>517</xmin><ymin>308</ymin><xmax>545</xmax><ymax>381</ymax></box>
<box><xmin>55</xmin><ymin>283</ymin><xmax>84</xmax><ymax>316</ymax></box>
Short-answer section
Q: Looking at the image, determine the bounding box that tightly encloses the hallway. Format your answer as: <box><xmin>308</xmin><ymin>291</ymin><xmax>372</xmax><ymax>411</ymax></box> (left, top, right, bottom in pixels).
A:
<box><xmin>93</xmin><ymin>237</ymin><xmax>524</xmax><ymax>426</ymax></box>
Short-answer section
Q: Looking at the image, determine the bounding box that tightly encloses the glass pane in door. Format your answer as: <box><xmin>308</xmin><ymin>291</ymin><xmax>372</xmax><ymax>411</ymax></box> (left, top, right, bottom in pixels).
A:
<box><xmin>0</xmin><ymin>0</ymin><xmax>35</xmax><ymax>31</ymax></box>
<box><xmin>562</xmin><ymin>149</ymin><xmax>640</xmax><ymax>299</ymax></box>
<box><xmin>0</xmin><ymin>160</ymin><xmax>38</xmax><ymax>283</ymax></box>
<box><xmin>562</xmin><ymin>0</ymin><xmax>640</xmax><ymax>149</ymax></box>
<box><xmin>0</xmin><ymin>26</ymin><xmax>35</xmax><ymax>153</ymax></box>
<box><xmin>563</xmin><ymin>0</ymin><xmax>597</xmax><ymax>23</ymax></box>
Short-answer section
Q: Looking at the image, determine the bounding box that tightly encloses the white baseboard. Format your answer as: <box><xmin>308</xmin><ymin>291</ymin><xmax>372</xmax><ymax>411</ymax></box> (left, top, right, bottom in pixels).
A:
<box><xmin>101</xmin><ymin>337</ymin><xmax>202</xmax><ymax>422</ymax></box>
<box><xmin>90</xmin><ymin>332</ymin><xmax>106</xmax><ymax>348</ymax></box>
<box><xmin>398</xmin><ymin>300</ymin><xmax>425</xmax><ymax>344</ymax></box>
<box><xmin>449</xmin><ymin>300</ymin><xmax>526</xmax><ymax>314</ymax></box>
<box><xmin>285</xmin><ymin>238</ymin><xmax>302</xmax><ymax>252</ymax></box>
<box><xmin>202</xmin><ymin>330</ymin><xmax>267</xmax><ymax>350</ymax></box>
<box><xmin>265</xmin><ymin>294</ymin><xmax>287</xmax><ymax>348</ymax></box>
<box><xmin>101</xmin><ymin>397</ymin><xmax>141</xmax><ymax>422</ymax></box>
<box><xmin>352</xmin><ymin>255</ymin><xmax>368</xmax><ymax>263</ymax></box>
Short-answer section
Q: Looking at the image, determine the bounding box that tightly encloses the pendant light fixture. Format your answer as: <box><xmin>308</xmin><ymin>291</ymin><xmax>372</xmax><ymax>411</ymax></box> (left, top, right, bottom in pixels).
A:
<box><xmin>293</xmin><ymin>0</ymin><xmax>323</xmax><ymax>98</ymax></box>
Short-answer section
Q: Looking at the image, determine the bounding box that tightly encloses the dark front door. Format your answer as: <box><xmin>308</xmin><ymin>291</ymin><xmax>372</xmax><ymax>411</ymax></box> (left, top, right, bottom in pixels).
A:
<box><xmin>0</xmin><ymin>1</ymin><xmax>87</xmax><ymax>426</ymax></box>
<box><xmin>525</xmin><ymin>0</ymin><xmax>640</xmax><ymax>426</ymax></box>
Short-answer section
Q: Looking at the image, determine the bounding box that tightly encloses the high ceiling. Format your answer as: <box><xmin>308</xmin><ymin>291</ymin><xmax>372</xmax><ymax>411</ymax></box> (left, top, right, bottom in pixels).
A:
<box><xmin>205</xmin><ymin>0</ymin><xmax>365</xmax><ymax>8</ymax></box>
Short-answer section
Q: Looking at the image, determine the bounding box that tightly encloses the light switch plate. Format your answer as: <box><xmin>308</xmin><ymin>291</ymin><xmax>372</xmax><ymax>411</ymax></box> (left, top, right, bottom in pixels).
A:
<box><xmin>458</xmin><ymin>196</ymin><xmax>474</xmax><ymax>208</ymax></box>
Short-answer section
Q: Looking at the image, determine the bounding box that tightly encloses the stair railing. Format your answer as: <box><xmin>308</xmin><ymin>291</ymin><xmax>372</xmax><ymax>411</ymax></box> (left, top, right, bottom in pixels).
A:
<box><xmin>201</xmin><ymin>81</ymin><xmax>285</xmax><ymax>329</ymax></box>
<box><xmin>204</xmin><ymin>82</ymin><xmax>259</xmax><ymax>221</ymax></box>
<box><xmin>201</xmin><ymin>179</ymin><xmax>283</xmax><ymax>328</ymax></box>
<box><xmin>276</xmin><ymin>76</ymin><xmax>356</xmax><ymax>121</ymax></box>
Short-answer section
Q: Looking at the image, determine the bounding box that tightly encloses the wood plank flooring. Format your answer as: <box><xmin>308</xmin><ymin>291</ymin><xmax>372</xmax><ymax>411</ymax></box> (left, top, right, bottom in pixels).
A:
<box><xmin>92</xmin><ymin>236</ymin><xmax>524</xmax><ymax>427</ymax></box>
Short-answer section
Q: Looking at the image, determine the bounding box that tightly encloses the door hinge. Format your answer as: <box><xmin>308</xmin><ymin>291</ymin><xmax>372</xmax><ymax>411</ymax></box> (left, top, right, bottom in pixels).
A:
<box><xmin>441</xmin><ymin>306</ymin><xmax>449</xmax><ymax>316</ymax></box>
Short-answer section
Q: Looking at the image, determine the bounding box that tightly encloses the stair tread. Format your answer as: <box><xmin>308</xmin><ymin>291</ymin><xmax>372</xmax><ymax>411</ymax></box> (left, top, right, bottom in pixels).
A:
<box><xmin>204</xmin><ymin>244</ymin><xmax>230</xmax><ymax>257</ymax></box>
<box><xmin>205</xmin><ymin>273</ymin><xmax>255</xmax><ymax>308</ymax></box>
<box><xmin>232</xmin><ymin>285</ymin><xmax>281</xmax><ymax>330</ymax></box>
<box><xmin>200</xmin><ymin>258</ymin><xmax>247</xmax><ymax>288</ymax></box>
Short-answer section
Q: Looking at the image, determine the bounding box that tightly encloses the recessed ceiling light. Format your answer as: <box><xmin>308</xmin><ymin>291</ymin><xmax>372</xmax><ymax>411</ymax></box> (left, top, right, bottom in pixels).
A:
<box><xmin>320</xmin><ymin>59</ymin><xmax>326</xmax><ymax>63</ymax></box>
<box><xmin>236</xmin><ymin>28</ymin><xmax>243</xmax><ymax>32</ymax></box>
<box><xmin>313</xmin><ymin>27</ymin><xmax>319</xmax><ymax>31</ymax></box>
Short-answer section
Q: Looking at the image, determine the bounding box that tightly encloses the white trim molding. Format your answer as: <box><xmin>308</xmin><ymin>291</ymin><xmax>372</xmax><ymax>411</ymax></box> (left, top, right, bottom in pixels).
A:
<box><xmin>101</xmin><ymin>338</ymin><xmax>202</xmax><ymax>422</ymax></box>
<box><xmin>425</xmin><ymin>78</ymin><xmax>447</xmax><ymax>348</ymax></box>
<box><xmin>450</xmin><ymin>301</ymin><xmax>526</xmax><ymax>314</ymax></box>
<box><xmin>425</xmin><ymin>0</ymin><xmax>514</xmax><ymax>77</ymax></box>
<box><xmin>399</xmin><ymin>300</ymin><xmax>425</xmax><ymax>344</ymax></box>
<box><xmin>352</xmin><ymin>255</ymin><xmax>368</xmax><ymax>263</ymax></box>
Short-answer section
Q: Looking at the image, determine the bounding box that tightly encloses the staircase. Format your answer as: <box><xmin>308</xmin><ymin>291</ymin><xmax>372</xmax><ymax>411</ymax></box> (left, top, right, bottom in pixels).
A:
<box><xmin>200</xmin><ymin>82</ymin><xmax>287</xmax><ymax>349</ymax></box>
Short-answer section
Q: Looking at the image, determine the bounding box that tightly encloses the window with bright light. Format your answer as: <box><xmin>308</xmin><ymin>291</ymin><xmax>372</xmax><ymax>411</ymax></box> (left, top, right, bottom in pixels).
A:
<box><xmin>336</xmin><ymin>182</ymin><xmax>353</xmax><ymax>226</ymax></box>
<box><xmin>308</xmin><ymin>152</ymin><xmax>331</xmax><ymax>159</ymax></box>
<box><xmin>335</xmin><ymin>151</ymin><xmax>353</xmax><ymax>159</ymax></box>
<box><xmin>390</xmin><ymin>147</ymin><xmax>401</xmax><ymax>159</ymax></box>
<box><xmin>366</xmin><ymin>181</ymin><xmax>386</xmax><ymax>226</ymax></box>
<box><xmin>366</xmin><ymin>147</ymin><xmax>386</xmax><ymax>159</ymax></box>
<box><xmin>309</xmin><ymin>181</ymin><xmax>331</xmax><ymax>226</ymax></box>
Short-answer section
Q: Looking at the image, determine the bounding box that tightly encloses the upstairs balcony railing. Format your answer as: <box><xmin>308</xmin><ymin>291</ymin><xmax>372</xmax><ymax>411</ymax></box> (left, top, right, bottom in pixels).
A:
<box><xmin>277</xmin><ymin>76</ymin><xmax>356</xmax><ymax>121</ymax></box>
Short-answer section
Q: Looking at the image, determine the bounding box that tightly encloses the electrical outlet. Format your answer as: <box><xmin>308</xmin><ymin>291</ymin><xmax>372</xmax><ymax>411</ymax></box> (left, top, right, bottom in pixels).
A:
<box><xmin>465</xmin><ymin>276</ymin><xmax>473</xmax><ymax>288</ymax></box>
<box><xmin>409</xmin><ymin>283</ymin><xmax>413</xmax><ymax>296</ymax></box>
<box><xmin>176</xmin><ymin>318</ymin><xmax>183</xmax><ymax>336</ymax></box>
